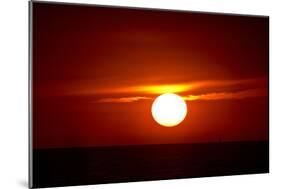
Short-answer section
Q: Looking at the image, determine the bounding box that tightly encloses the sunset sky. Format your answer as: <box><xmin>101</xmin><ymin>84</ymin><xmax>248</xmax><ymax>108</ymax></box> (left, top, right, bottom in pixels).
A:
<box><xmin>33</xmin><ymin>2</ymin><xmax>269</xmax><ymax>149</ymax></box>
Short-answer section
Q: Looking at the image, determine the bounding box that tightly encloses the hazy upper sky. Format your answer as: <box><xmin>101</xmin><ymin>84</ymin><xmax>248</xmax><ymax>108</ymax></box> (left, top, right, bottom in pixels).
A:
<box><xmin>33</xmin><ymin>2</ymin><xmax>269</xmax><ymax>148</ymax></box>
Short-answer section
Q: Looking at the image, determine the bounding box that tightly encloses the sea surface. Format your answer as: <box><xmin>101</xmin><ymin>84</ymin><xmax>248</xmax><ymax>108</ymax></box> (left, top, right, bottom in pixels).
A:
<box><xmin>32</xmin><ymin>141</ymin><xmax>269</xmax><ymax>188</ymax></box>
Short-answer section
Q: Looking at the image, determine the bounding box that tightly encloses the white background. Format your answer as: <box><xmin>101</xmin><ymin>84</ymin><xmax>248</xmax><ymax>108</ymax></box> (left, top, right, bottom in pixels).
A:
<box><xmin>0</xmin><ymin>0</ymin><xmax>280</xmax><ymax>188</ymax></box>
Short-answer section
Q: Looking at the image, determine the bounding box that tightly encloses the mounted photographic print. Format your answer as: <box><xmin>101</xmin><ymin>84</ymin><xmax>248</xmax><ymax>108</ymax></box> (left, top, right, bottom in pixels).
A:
<box><xmin>29</xmin><ymin>1</ymin><xmax>269</xmax><ymax>188</ymax></box>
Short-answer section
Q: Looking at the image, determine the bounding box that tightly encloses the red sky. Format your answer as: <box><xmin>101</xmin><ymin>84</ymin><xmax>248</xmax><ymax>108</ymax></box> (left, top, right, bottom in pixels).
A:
<box><xmin>32</xmin><ymin>2</ymin><xmax>269</xmax><ymax>149</ymax></box>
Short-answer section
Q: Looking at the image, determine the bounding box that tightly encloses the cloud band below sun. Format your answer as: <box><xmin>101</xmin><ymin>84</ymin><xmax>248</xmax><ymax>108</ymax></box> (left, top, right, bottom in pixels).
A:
<box><xmin>183</xmin><ymin>88</ymin><xmax>267</xmax><ymax>101</ymax></box>
<box><xmin>35</xmin><ymin>77</ymin><xmax>268</xmax><ymax>102</ymax></box>
<box><xmin>96</xmin><ymin>96</ymin><xmax>152</xmax><ymax>103</ymax></box>
<box><xmin>95</xmin><ymin>88</ymin><xmax>267</xmax><ymax>103</ymax></box>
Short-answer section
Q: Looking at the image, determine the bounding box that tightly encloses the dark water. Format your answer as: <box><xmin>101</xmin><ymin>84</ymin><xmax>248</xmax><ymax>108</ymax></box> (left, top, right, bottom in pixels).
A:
<box><xmin>32</xmin><ymin>141</ymin><xmax>269</xmax><ymax>188</ymax></box>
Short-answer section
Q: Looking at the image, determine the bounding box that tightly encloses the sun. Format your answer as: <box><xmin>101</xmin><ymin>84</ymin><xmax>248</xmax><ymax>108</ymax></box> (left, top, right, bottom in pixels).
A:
<box><xmin>151</xmin><ymin>93</ymin><xmax>187</xmax><ymax>127</ymax></box>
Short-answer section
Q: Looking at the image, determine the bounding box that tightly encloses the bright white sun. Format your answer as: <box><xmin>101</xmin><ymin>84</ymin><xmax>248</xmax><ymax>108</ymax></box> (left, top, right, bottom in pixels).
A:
<box><xmin>151</xmin><ymin>93</ymin><xmax>187</xmax><ymax>127</ymax></box>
